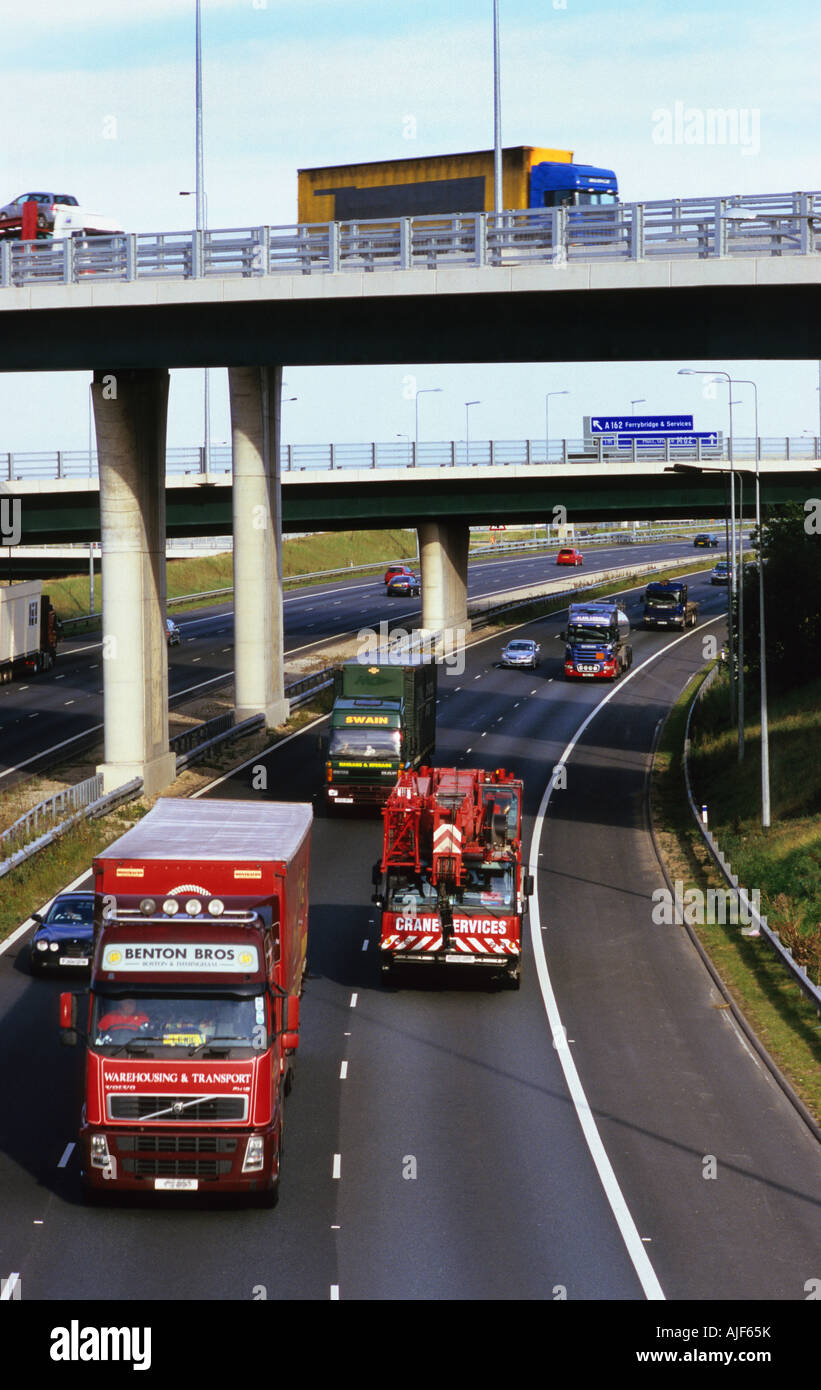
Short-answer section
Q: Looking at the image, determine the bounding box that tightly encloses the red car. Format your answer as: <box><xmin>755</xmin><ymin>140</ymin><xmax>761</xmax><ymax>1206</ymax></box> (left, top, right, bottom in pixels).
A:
<box><xmin>384</xmin><ymin>563</ymin><xmax>415</xmax><ymax>585</ymax></box>
<box><xmin>557</xmin><ymin>547</ymin><xmax>584</xmax><ymax>566</ymax></box>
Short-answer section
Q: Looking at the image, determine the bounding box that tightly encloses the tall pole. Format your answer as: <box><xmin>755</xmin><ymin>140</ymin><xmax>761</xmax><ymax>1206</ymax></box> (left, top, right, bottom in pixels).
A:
<box><xmin>545</xmin><ymin>389</ymin><xmax>569</xmax><ymax>464</ymax></box>
<box><xmin>465</xmin><ymin>401</ymin><xmax>480</xmax><ymax>465</ymax></box>
<box><xmin>735</xmin><ymin>378</ymin><xmax>769</xmax><ymax>823</ymax></box>
<box><xmin>492</xmin><ymin>0</ymin><xmax>502</xmax><ymax>215</ymax></box>
<box><xmin>195</xmin><ymin>1</ymin><xmax>210</xmax><ymax>474</ymax></box>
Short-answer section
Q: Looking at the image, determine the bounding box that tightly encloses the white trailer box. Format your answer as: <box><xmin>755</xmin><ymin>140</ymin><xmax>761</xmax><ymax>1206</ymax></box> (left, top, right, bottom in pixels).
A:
<box><xmin>0</xmin><ymin>580</ymin><xmax>42</xmax><ymax>666</ymax></box>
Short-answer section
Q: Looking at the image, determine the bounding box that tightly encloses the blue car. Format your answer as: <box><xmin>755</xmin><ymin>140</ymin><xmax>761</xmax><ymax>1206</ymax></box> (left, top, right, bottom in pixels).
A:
<box><xmin>29</xmin><ymin>891</ymin><xmax>95</xmax><ymax>974</ymax></box>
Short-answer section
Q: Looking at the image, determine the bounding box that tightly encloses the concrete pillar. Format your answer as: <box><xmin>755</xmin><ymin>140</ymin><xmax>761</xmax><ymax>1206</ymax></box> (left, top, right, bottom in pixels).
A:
<box><xmin>418</xmin><ymin>521</ymin><xmax>471</xmax><ymax>637</ymax></box>
<box><xmin>94</xmin><ymin>368</ymin><xmax>176</xmax><ymax>796</ymax></box>
<box><xmin>228</xmin><ymin>365</ymin><xmax>289</xmax><ymax>726</ymax></box>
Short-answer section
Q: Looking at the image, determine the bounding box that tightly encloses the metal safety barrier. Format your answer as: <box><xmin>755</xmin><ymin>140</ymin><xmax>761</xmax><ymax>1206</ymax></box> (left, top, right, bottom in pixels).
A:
<box><xmin>1</xmin><ymin>191</ymin><xmax>820</xmax><ymax>292</ymax></box>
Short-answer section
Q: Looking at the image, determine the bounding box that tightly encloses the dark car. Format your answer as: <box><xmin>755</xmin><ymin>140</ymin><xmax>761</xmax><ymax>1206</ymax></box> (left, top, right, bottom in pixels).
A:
<box><xmin>710</xmin><ymin>561</ymin><xmax>730</xmax><ymax>585</ymax></box>
<box><xmin>557</xmin><ymin>547</ymin><xmax>584</xmax><ymax>566</ymax></box>
<box><xmin>387</xmin><ymin>570</ymin><xmax>421</xmax><ymax>597</ymax></box>
<box><xmin>30</xmin><ymin>891</ymin><xmax>95</xmax><ymax>973</ymax></box>
<box><xmin>694</xmin><ymin>533</ymin><xmax>720</xmax><ymax>548</ymax></box>
<box><xmin>0</xmin><ymin>192</ymin><xmax>79</xmax><ymax>228</ymax></box>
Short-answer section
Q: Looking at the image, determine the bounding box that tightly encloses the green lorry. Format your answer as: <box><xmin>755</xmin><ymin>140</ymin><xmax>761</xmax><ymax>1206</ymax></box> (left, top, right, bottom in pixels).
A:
<box><xmin>324</xmin><ymin>659</ymin><xmax>437</xmax><ymax>810</ymax></box>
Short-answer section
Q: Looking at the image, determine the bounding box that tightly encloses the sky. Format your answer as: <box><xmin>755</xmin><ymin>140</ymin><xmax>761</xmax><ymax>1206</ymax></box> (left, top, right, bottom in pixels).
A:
<box><xmin>1</xmin><ymin>0</ymin><xmax>820</xmax><ymax>453</ymax></box>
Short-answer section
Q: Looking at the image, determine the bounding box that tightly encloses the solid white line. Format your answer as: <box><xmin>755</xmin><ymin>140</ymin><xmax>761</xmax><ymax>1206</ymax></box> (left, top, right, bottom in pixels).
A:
<box><xmin>527</xmin><ymin>618</ymin><xmax>722</xmax><ymax>1302</ymax></box>
<box><xmin>57</xmin><ymin>1142</ymin><xmax>75</xmax><ymax>1169</ymax></box>
<box><xmin>0</xmin><ymin>1273</ymin><xmax>21</xmax><ymax>1301</ymax></box>
<box><xmin>339</xmin><ymin>1061</ymin><xmax>348</xmax><ymax>1080</ymax></box>
<box><xmin>330</xmin><ymin>1285</ymin><xmax>340</xmax><ymax>1300</ymax></box>
<box><xmin>332</xmin><ymin>1154</ymin><xmax>341</xmax><ymax>1180</ymax></box>
<box><xmin>350</xmin><ymin>993</ymin><xmax>358</xmax><ymax>1008</ymax></box>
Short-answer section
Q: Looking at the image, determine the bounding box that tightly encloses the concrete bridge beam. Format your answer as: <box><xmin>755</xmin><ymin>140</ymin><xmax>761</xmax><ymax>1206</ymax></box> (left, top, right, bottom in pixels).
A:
<box><xmin>418</xmin><ymin>520</ymin><xmax>471</xmax><ymax>640</ymax></box>
<box><xmin>228</xmin><ymin>365</ymin><xmax>289</xmax><ymax>727</ymax></box>
<box><xmin>94</xmin><ymin>368</ymin><xmax>176</xmax><ymax>797</ymax></box>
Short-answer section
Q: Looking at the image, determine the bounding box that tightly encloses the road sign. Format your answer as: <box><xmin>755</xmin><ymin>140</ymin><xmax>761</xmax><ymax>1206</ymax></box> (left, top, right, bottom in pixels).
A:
<box><xmin>585</xmin><ymin>415</ymin><xmax>694</xmax><ymax>434</ymax></box>
<box><xmin>596</xmin><ymin>431</ymin><xmax>722</xmax><ymax>449</ymax></box>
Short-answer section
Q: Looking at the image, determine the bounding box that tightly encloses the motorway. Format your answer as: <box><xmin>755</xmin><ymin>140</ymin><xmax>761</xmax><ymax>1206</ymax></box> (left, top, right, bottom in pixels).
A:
<box><xmin>3</xmin><ymin>540</ymin><xmax>819</xmax><ymax>1304</ymax></box>
<box><xmin>2</xmin><ymin>537</ymin><xmax>715</xmax><ymax>782</ymax></box>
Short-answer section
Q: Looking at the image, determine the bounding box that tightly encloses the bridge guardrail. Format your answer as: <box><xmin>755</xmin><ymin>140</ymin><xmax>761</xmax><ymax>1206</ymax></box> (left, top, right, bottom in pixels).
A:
<box><xmin>1</xmin><ymin>192</ymin><xmax>820</xmax><ymax>291</ymax></box>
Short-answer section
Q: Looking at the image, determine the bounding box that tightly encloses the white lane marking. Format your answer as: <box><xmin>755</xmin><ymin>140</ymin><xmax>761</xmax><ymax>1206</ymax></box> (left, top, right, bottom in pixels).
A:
<box><xmin>333</xmin><ymin>1154</ymin><xmax>341</xmax><ymax>1180</ymax></box>
<box><xmin>330</xmin><ymin>1285</ymin><xmax>340</xmax><ymax>1300</ymax></box>
<box><xmin>350</xmin><ymin>993</ymin><xmax>358</xmax><ymax>1008</ymax></box>
<box><xmin>362</xmin><ymin>939</ymin><xmax>369</xmax><ymax>951</ymax></box>
<box><xmin>527</xmin><ymin>619</ymin><xmax>722</xmax><ymax>1302</ymax></box>
<box><xmin>339</xmin><ymin>1061</ymin><xmax>348</xmax><ymax>1080</ymax></box>
<box><xmin>0</xmin><ymin>1273</ymin><xmax>21</xmax><ymax>1301</ymax></box>
<box><xmin>57</xmin><ymin>1142</ymin><xmax>75</xmax><ymax>1169</ymax></box>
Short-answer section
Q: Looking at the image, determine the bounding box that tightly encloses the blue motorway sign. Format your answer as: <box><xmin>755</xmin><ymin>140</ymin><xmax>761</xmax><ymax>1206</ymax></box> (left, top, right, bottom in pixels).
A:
<box><xmin>588</xmin><ymin>415</ymin><xmax>694</xmax><ymax>434</ymax></box>
<box><xmin>597</xmin><ymin>431</ymin><xmax>721</xmax><ymax>448</ymax></box>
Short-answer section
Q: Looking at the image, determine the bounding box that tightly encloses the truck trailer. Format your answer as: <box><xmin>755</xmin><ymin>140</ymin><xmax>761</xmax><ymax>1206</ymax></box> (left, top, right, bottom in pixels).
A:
<box><xmin>60</xmin><ymin>797</ymin><xmax>312</xmax><ymax>1204</ymax></box>
<box><xmin>372</xmin><ymin>766</ymin><xmax>531</xmax><ymax>988</ymax></box>
<box><xmin>324</xmin><ymin>657</ymin><xmax>437</xmax><ymax>809</ymax></box>
<box><xmin>298</xmin><ymin>146</ymin><xmax>618</xmax><ymax>223</ymax></box>
<box><xmin>0</xmin><ymin>580</ymin><xmax>59</xmax><ymax>682</ymax></box>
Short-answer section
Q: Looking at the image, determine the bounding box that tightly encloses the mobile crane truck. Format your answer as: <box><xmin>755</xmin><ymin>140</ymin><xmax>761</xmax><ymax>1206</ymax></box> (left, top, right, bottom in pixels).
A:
<box><xmin>60</xmin><ymin>797</ymin><xmax>312</xmax><ymax>1204</ymax></box>
<box><xmin>372</xmin><ymin>766</ymin><xmax>532</xmax><ymax>988</ymax></box>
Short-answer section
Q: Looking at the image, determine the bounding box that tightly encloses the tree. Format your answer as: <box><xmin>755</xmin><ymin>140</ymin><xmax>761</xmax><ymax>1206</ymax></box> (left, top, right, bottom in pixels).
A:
<box><xmin>742</xmin><ymin>502</ymin><xmax>821</xmax><ymax>693</ymax></box>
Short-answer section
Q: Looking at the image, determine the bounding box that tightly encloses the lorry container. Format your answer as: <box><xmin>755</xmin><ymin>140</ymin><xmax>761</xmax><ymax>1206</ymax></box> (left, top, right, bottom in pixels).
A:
<box><xmin>60</xmin><ymin>797</ymin><xmax>312</xmax><ymax>1204</ymax></box>
<box><xmin>324</xmin><ymin>657</ymin><xmax>436</xmax><ymax>809</ymax></box>
<box><xmin>298</xmin><ymin>146</ymin><xmax>617</xmax><ymax>223</ymax></box>
<box><xmin>372</xmin><ymin>766</ymin><xmax>531</xmax><ymax>988</ymax></box>
<box><xmin>0</xmin><ymin>580</ymin><xmax>59</xmax><ymax>681</ymax></box>
<box><xmin>562</xmin><ymin>602</ymin><xmax>632</xmax><ymax>680</ymax></box>
<box><xmin>643</xmin><ymin>581</ymin><xmax>699</xmax><ymax>630</ymax></box>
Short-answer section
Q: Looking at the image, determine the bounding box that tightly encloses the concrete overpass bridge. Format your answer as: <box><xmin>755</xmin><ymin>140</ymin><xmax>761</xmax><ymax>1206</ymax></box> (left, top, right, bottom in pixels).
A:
<box><xmin>1</xmin><ymin>190</ymin><xmax>819</xmax><ymax>796</ymax></box>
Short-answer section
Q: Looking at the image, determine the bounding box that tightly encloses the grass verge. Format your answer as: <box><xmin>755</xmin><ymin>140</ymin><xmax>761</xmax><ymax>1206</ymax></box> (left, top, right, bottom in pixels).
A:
<box><xmin>651</xmin><ymin>669</ymin><xmax>821</xmax><ymax>1125</ymax></box>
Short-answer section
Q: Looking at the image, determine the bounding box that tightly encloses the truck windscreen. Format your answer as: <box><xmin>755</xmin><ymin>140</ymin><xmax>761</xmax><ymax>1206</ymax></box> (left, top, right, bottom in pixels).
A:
<box><xmin>567</xmin><ymin>624</ymin><xmax>613</xmax><ymax>644</ymax></box>
<box><xmin>456</xmin><ymin>865</ymin><xmax>515</xmax><ymax>915</ymax></box>
<box><xmin>91</xmin><ymin>993</ymin><xmax>266</xmax><ymax>1054</ymax></box>
<box><xmin>330</xmin><ymin>727</ymin><xmax>400</xmax><ymax>757</ymax></box>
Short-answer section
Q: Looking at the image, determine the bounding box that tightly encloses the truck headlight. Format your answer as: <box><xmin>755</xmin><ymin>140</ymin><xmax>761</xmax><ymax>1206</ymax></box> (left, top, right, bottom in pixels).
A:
<box><xmin>90</xmin><ymin>1135</ymin><xmax>111</xmax><ymax>1169</ymax></box>
<box><xmin>242</xmin><ymin>1136</ymin><xmax>265</xmax><ymax>1173</ymax></box>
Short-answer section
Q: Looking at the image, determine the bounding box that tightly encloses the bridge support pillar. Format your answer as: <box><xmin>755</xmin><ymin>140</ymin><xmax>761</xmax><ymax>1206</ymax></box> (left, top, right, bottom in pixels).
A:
<box><xmin>94</xmin><ymin>368</ymin><xmax>177</xmax><ymax>797</ymax></box>
<box><xmin>418</xmin><ymin>521</ymin><xmax>471</xmax><ymax>642</ymax></box>
<box><xmin>228</xmin><ymin>365</ymin><xmax>289</xmax><ymax>727</ymax></box>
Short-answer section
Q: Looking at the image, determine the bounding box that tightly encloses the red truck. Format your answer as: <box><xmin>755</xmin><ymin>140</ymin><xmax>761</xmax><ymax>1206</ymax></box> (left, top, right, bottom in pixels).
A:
<box><xmin>372</xmin><ymin>767</ymin><xmax>531</xmax><ymax>988</ymax></box>
<box><xmin>60</xmin><ymin>797</ymin><xmax>312</xmax><ymax>1204</ymax></box>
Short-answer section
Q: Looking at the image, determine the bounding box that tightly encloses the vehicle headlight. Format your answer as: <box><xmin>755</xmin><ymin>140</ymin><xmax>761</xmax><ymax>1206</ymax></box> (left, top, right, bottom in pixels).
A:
<box><xmin>242</xmin><ymin>1135</ymin><xmax>265</xmax><ymax>1173</ymax></box>
<box><xmin>36</xmin><ymin>939</ymin><xmax>49</xmax><ymax>952</ymax></box>
<box><xmin>185</xmin><ymin>898</ymin><xmax>202</xmax><ymax>916</ymax></box>
<box><xmin>207</xmin><ymin>899</ymin><xmax>224</xmax><ymax>917</ymax></box>
<box><xmin>49</xmin><ymin>941</ymin><xmax>60</xmax><ymax>952</ymax></box>
<box><xmin>139</xmin><ymin>897</ymin><xmax>156</xmax><ymax>916</ymax></box>
<box><xmin>162</xmin><ymin>898</ymin><xmax>179</xmax><ymax>916</ymax></box>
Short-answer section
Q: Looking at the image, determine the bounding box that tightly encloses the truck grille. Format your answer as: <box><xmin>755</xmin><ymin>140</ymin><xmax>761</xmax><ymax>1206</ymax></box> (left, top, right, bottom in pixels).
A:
<box><xmin>117</xmin><ymin>1134</ymin><xmax>238</xmax><ymax>1179</ymax></box>
<box><xmin>108</xmin><ymin>1094</ymin><xmax>247</xmax><ymax>1122</ymax></box>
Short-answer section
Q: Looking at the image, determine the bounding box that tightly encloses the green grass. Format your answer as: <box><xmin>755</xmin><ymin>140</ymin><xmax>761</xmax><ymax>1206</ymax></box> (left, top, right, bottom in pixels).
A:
<box><xmin>652</xmin><ymin>669</ymin><xmax>821</xmax><ymax>1121</ymax></box>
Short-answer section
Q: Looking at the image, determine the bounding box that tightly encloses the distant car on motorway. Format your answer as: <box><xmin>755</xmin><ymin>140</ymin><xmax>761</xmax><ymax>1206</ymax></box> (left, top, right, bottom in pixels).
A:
<box><xmin>386</xmin><ymin>570</ymin><xmax>421</xmax><ymax>597</ymax></box>
<box><xmin>694</xmin><ymin>533</ymin><xmax>720</xmax><ymax>548</ymax></box>
<box><xmin>165</xmin><ymin>617</ymin><xmax>181</xmax><ymax>645</ymax></box>
<box><xmin>384</xmin><ymin>563</ymin><xmax>416</xmax><ymax>586</ymax></box>
<box><xmin>0</xmin><ymin>192</ymin><xmax>79</xmax><ymax>228</ymax></box>
<box><xmin>710</xmin><ymin>561</ymin><xmax>730</xmax><ymax>584</ymax></box>
<box><xmin>30</xmin><ymin>891</ymin><xmax>94</xmax><ymax>974</ymax></box>
<box><xmin>500</xmin><ymin>638</ymin><xmax>540</xmax><ymax>669</ymax></box>
<box><xmin>557</xmin><ymin>547</ymin><xmax>584</xmax><ymax>566</ymax></box>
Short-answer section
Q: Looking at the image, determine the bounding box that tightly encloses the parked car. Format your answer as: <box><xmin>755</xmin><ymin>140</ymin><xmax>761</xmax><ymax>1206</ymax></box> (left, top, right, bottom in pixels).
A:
<box><xmin>710</xmin><ymin>561</ymin><xmax>730</xmax><ymax>585</ymax></box>
<box><xmin>557</xmin><ymin>547</ymin><xmax>584</xmax><ymax>566</ymax></box>
<box><xmin>0</xmin><ymin>192</ymin><xmax>79</xmax><ymax>228</ymax></box>
<box><xmin>165</xmin><ymin>617</ymin><xmax>181</xmax><ymax>645</ymax></box>
<box><xmin>694</xmin><ymin>533</ymin><xmax>720</xmax><ymax>548</ymax></box>
<box><xmin>500</xmin><ymin>638</ymin><xmax>541</xmax><ymax>669</ymax></box>
<box><xmin>30</xmin><ymin>891</ymin><xmax>95</xmax><ymax>973</ymax></box>
<box><xmin>386</xmin><ymin>570</ymin><xmax>421</xmax><ymax>597</ymax></box>
<box><xmin>384</xmin><ymin>563</ymin><xmax>416</xmax><ymax>585</ymax></box>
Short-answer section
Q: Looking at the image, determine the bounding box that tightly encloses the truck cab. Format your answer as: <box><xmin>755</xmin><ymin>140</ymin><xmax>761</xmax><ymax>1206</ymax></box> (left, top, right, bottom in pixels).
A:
<box><xmin>643</xmin><ymin>582</ymin><xmax>699</xmax><ymax>630</ymax></box>
<box><xmin>563</xmin><ymin>602</ymin><xmax>632</xmax><ymax>680</ymax></box>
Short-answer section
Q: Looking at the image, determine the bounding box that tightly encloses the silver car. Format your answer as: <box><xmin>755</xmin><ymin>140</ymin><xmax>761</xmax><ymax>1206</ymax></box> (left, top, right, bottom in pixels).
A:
<box><xmin>501</xmin><ymin>638</ymin><xmax>540</xmax><ymax>669</ymax></box>
<box><xmin>0</xmin><ymin>192</ymin><xmax>79</xmax><ymax>228</ymax></box>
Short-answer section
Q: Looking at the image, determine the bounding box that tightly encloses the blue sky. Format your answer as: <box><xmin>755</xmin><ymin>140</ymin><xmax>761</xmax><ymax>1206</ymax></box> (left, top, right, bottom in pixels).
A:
<box><xmin>1</xmin><ymin>0</ymin><xmax>820</xmax><ymax>454</ymax></box>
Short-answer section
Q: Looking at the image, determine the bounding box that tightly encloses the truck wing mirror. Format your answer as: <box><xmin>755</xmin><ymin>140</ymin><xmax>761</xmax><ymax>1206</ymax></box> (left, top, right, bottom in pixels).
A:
<box><xmin>59</xmin><ymin>990</ymin><xmax>80</xmax><ymax>1046</ymax></box>
<box><xmin>282</xmin><ymin>994</ymin><xmax>300</xmax><ymax>1052</ymax></box>
<box><xmin>557</xmin><ymin>631</ymin><xmax>566</xmax><ymax>642</ymax></box>
<box><xmin>371</xmin><ymin>861</ymin><xmax>382</xmax><ymax>886</ymax></box>
<box><xmin>524</xmin><ymin>874</ymin><xmax>534</xmax><ymax>897</ymax></box>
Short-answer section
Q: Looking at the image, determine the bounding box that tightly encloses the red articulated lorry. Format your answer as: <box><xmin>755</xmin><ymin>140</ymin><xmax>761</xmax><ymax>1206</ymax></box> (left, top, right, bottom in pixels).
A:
<box><xmin>372</xmin><ymin>767</ymin><xmax>531</xmax><ymax>988</ymax></box>
<box><xmin>60</xmin><ymin>798</ymin><xmax>312</xmax><ymax>1205</ymax></box>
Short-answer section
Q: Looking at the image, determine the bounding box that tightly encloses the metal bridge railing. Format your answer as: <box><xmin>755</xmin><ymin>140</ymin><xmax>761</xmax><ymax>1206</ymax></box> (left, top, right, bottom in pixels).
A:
<box><xmin>1</xmin><ymin>191</ymin><xmax>820</xmax><ymax>289</ymax></box>
<box><xmin>3</xmin><ymin>435</ymin><xmax>819</xmax><ymax>483</ymax></box>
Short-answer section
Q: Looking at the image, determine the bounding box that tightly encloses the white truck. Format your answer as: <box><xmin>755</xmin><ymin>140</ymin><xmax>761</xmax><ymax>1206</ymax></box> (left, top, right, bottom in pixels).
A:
<box><xmin>0</xmin><ymin>580</ymin><xmax>59</xmax><ymax>682</ymax></box>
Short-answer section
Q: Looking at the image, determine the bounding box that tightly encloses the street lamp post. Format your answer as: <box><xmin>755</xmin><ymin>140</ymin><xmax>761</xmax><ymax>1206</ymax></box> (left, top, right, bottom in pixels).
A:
<box><xmin>545</xmin><ymin>390</ymin><xmax>569</xmax><ymax>463</ymax></box>
<box><xmin>733</xmin><ymin>377</ymin><xmax>770</xmax><ymax>823</ymax></box>
<box><xmin>465</xmin><ymin>401</ymin><xmax>480</xmax><ymax>465</ymax></box>
<box><xmin>492</xmin><ymin>0</ymin><xmax>502</xmax><ymax>216</ymax></box>
<box><xmin>631</xmin><ymin>398</ymin><xmax>646</xmax><ymax>414</ymax></box>
<box><xmin>415</xmin><ymin>387</ymin><xmax>442</xmax><ymax>463</ymax></box>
